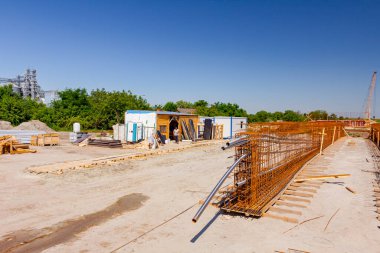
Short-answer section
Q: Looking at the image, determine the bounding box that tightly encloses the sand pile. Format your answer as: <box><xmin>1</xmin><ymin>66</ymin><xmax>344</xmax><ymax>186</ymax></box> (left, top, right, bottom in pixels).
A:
<box><xmin>0</xmin><ymin>121</ymin><xmax>13</xmax><ymax>130</ymax></box>
<box><xmin>14</xmin><ymin>120</ymin><xmax>54</xmax><ymax>133</ymax></box>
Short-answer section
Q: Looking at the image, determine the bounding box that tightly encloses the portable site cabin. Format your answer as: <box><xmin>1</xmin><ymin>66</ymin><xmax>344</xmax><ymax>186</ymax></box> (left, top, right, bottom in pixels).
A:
<box><xmin>199</xmin><ymin>116</ymin><xmax>247</xmax><ymax>139</ymax></box>
<box><xmin>124</xmin><ymin>110</ymin><xmax>199</xmax><ymax>141</ymax></box>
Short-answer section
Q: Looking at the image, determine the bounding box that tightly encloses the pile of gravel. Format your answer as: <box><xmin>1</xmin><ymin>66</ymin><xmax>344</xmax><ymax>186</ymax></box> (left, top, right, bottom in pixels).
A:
<box><xmin>14</xmin><ymin>120</ymin><xmax>55</xmax><ymax>133</ymax></box>
<box><xmin>0</xmin><ymin>120</ymin><xmax>13</xmax><ymax>130</ymax></box>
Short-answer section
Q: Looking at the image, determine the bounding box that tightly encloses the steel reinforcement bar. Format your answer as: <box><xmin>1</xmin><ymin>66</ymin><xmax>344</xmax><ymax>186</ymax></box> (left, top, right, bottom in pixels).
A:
<box><xmin>370</xmin><ymin>123</ymin><xmax>380</xmax><ymax>148</ymax></box>
<box><xmin>217</xmin><ymin>121</ymin><xmax>345</xmax><ymax>218</ymax></box>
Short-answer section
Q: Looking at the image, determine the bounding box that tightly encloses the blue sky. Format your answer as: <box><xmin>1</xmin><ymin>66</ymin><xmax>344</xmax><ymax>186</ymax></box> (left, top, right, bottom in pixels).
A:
<box><xmin>0</xmin><ymin>0</ymin><xmax>379</xmax><ymax>115</ymax></box>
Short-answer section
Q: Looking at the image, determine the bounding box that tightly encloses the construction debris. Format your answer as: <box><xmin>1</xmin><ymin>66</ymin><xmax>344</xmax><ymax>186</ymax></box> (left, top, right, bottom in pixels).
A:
<box><xmin>0</xmin><ymin>135</ymin><xmax>37</xmax><ymax>155</ymax></box>
<box><xmin>345</xmin><ymin>186</ymin><xmax>356</xmax><ymax>194</ymax></box>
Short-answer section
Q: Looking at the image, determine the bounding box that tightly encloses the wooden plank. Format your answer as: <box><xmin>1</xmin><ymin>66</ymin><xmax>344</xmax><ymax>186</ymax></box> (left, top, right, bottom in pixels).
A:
<box><xmin>262</xmin><ymin>213</ymin><xmax>298</xmax><ymax>223</ymax></box>
<box><xmin>295</xmin><ymin>174</ymin><xmax>351</xmax><ymax>182</ymax></box>
<box><xmin>287</xmin><ymin>186</ymin><xmax>317</xmax><ymax>193</ymax></box>
<box><xmin>301</xmin><ymin>169</ymin><xmax>326</xmax><ymax>173</ymax></box>
<box><xmin>300</xmin><ymin>172</ymin><xmax>325</xmax><ymax>176</ymax></box>
<box><xmin>269</xmin><ymin>207</ymin><xmax>302</xmax><ymax>216</ymax></box>
<box><xmin>284</xmin><ymin>190</ymin><xmax>313</xmax><ymax>198</ymax></box>
<box><xmin>275</xmin><ymin>200</ymin><xmax>307</xmax><ymax>208</ymax></box>
<box><xmin>291</xmin><ymin>182</ymin><xmax>321</xmax><ymax>189</ymax></box>
<box><xmin>280</xmin><ymin>195</ymin><xmax>311</xmax><ymax>203</ymax></box>
<box><xmin>295</xmin><ymin>180</ymin><xmax>323</xmax><ymax>185</ymax></box>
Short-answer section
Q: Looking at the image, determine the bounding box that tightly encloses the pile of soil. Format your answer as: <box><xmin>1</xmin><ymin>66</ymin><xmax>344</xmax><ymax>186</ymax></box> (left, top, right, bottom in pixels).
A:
<box><xmin>0</xmin><ymin>121</ymin><xmax>13</xmax><ymax>130</ymax></box>
<box><xmin>14</xmin><ymin>120</ymin><xmax>55</xmax><ymax>133</ymax></box>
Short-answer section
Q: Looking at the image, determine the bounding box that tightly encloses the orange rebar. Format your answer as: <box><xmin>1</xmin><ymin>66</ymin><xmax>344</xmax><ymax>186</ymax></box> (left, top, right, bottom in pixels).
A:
<box><xmin>220</xmin><ymin>121</ymin><xmax>345</xmax><ymax>217</ymax></box>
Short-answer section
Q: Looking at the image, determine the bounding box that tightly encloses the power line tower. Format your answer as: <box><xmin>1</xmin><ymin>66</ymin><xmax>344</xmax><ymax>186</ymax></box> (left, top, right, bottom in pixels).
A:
<box><xmin>364</xmin><ymin>71</ymin><xmax>377</xmax><ymax>120</ymax></box>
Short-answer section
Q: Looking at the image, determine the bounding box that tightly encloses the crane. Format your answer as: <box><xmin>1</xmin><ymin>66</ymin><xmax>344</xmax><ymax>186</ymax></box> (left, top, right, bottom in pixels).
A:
<box><xmin>364</xmin><ymin>71</ymin><xmax>377</xmax><ymax>120</ymax></box>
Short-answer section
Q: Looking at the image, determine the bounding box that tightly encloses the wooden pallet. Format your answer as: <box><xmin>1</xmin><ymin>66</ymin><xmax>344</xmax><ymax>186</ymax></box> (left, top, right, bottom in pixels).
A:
<box><xmin>31</xmin><ymin>133</ymin><xmax>59</xmax><ymax>146</ymax></box>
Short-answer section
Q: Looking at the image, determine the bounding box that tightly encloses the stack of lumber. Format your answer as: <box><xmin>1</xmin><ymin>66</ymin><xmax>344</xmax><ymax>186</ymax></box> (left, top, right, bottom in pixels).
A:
<box><xmin>181</xmin><ymin>120</ymin><xmax>196</xmax><ymax>141</ymax></box>
<box><xmin>88</xmin><ymin>139</ymin><xmax>122</xmax><ymax>148</ymax></box>
<box><xmin>31</xmin><ymin>133</ymin><xmax>59</xmax><ymax>146</ymax></box>
<box><xmin>0</xmin><ymin>135</ymin><xmax>37</xmax><ymax>155</ymax></box>
<box><xmin>212</xmin><ymin>124</ymin><xmax>223</xmax><ymax>140</ymax></box>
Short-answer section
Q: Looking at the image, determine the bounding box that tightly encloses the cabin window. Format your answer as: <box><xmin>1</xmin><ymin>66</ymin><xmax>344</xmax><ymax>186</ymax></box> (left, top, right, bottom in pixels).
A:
<box><xmin>159</xmin><ymin>125</ymin><xmax>167</xmax><ymax>133</ymax></box>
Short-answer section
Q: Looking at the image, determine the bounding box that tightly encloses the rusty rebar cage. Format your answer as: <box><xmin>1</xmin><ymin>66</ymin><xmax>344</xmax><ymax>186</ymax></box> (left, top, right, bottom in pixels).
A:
<box><xmin>220</xmin><ymin>121</ymin><xmax>344</xmax><ymax>217</ymax></box>
<box><xmin>370</xmin><ymin>123</ymin><xmax>380</xmax><ymax>147</ymax></box>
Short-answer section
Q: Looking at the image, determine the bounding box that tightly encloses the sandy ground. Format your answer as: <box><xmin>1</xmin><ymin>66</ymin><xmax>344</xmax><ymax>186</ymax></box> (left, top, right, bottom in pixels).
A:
<box><xmin>0</xmin><ymin>137</ymin><xmax>379</xmax><ymax>252</ymax></box>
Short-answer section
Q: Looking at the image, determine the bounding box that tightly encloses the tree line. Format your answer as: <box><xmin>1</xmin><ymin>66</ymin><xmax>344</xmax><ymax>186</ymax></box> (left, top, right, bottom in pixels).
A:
<box><xmin>0</xmin><ymin>85</ymin><xmax>347</xmax><ymax>131</ymax></box>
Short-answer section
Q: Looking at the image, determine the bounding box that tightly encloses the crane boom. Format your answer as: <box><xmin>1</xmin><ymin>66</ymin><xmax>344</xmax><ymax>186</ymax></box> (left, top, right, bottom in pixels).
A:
<box><xmin>364</xmin><ymin>71</ymin><xmax>377</xmax><ymax>120</ymax></box>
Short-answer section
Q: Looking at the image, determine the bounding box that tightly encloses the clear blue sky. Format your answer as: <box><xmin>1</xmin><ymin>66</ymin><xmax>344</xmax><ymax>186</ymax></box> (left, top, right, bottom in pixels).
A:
<box><xmin>0</xmin><ymin>0</ymin><xmax>379</xmax><ymax>115</ymax></box>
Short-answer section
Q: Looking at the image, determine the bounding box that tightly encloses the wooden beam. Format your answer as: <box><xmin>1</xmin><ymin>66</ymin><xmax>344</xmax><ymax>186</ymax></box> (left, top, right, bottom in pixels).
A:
<box><xmin>287</xmin><ymin>186</ymin><xmax>317</xmax><ymax>193</ymax></box>
<box><xmin>295</xmin><ymin>174</ymin><xmax>351</xmax><ymax>182</ymax></box>
<box><xmin>320</xmin><ymin>127</ymin><xmax>325</xmax><ymax>154</ymax></box>
<box><xmin>284</xmin><ymin>190</ymin><xmax>314</xmax><ymax>198</ymax></box>
<box><xmin>296</xmin><ymin>180</ymin><xmax>324</xmax><ymax>185</ymax></box>
<box><xmin>263</xmin><ymin>213</ymin><xmax>298</xmax><ymax>223</ymax></box>
<box><xmin>291</xmin><ymin>182</ymin><xmax>321</xmax><ymax>189</ymax></box>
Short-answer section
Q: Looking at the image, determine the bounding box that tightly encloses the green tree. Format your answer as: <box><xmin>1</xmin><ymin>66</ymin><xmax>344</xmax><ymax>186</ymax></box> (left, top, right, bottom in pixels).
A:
<box><xmin>162</xmin><ymin>102</ymin><xmax>178</xmax><ymax>112</ymax></box>
<box><xmin>272</xmin><ymin>111</ymin><xmax>284</xmax><ymax>121</ymax></box>
<box><xmin>282</xmin><ymin>110</ymin><xmax>305</xmax><ymax>121</ymax></box>
<box><xmin>176</xmin><ymin>100</ymin><xmax>193</xmax><ymax>109</ymax></box>
<box><xmin>329</xmin><ymin>113</ymin><xmax>338</xmax><ymax>120</ymax></box>
<box><xmin>250</xmin><ymin>110</ymin><xmax>272</xmax><ymax>122</ymax></box>
<box><xmin>0</xmin><ymin>85</ymin><xmax>45</xmax><ymax>125</ymax></box>
<box><xmin>309</xmin><ymin>110</ymin><xmax>328</xmax><ymax>120</ymax></box>
<box><xmin>194</xmin><ymin>100</ymin><xmax>208</xmax><ymax>107</ymax></box>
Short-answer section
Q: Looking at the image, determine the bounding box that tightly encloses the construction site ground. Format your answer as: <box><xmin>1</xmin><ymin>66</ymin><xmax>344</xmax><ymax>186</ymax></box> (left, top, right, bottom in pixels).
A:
<box><xmin>0</xmin><ymin>136</ymin><xmax>379</xmax><ymax>253</ymax></box>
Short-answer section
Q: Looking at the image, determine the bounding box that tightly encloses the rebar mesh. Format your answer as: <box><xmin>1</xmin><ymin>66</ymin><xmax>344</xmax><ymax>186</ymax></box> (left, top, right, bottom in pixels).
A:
<box><xmin>370</xmin><ymin>123</ymin><xmax>380</xmax><ymax>147</ymax></box>
<box><xmin>220</xmin><ymin>121</ymin><xmax>344</xmax><ymax>216</ymax></box>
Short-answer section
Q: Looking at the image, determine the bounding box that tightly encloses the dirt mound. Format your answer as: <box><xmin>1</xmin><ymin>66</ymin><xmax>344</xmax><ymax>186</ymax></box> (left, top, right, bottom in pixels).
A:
<box><xmin>0</xmin><ymin>121</ymin><xmax>13</xmax><ymax>130</ymax></box>
<box><xmin>14</xmin><ymin>120</ymin><xmax>54</xmax><ymax>133</ymax></box>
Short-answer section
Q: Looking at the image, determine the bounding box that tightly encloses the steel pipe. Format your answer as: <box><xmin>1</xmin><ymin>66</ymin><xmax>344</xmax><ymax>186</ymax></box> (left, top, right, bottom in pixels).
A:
<box><xmin>235</xmin><ymin>179</ymin><xmax>247</xmax><ymax>187</ymax></box>
<box><xmin>192</xmin><ymin>153</ymin><xmax>249</xmax><ymax>223</ymax></box>
<box><xmin>222</xmin><ymin>139</ymin><xmax>249</xmax><ymax>150</ymax></box>
<box><xmin>225</xmin><ymin>136</ymin><xmax>248</xmax><ymax>146</ymax></box>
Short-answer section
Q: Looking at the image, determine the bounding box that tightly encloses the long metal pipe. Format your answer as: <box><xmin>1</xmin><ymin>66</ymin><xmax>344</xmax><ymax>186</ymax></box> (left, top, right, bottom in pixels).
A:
<box><xmin>192</xmin><ymin>153</ymin><xmax>249</xmax><ymax>223</ymax></box>
<box><xmin>222</xmin><ymin>139</ymin><xmax>249</xmax><ymax>150</ymax></box>
<box><xmin>226</xmin><ymin>136</ymin><xmax>247</xmax><ymax>146</ymax></box>
<box><xmin>228</xmin><ymin>138</ymin><xmax>248</xmax><ymax>146</ymax></box>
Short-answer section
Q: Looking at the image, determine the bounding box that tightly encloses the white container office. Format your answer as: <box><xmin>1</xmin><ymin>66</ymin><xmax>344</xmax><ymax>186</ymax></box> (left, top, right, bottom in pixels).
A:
<box><xmin>199</xmin><ymin>116</ymin><xmax>247</xmax><ymax>139</ymax></box>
